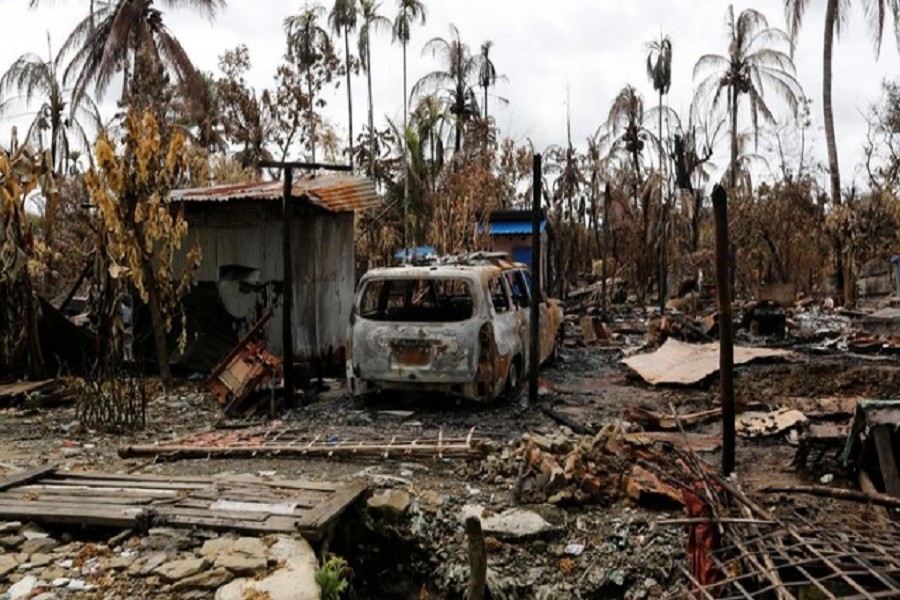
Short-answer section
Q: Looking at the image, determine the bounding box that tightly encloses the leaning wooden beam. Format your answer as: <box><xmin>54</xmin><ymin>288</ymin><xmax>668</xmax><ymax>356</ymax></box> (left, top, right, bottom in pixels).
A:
<box><xmin>118</xmin><ymin>441</ymin><xmax>485</xmax><ymax>460</ymax></box>
<box><xmin>0</xmin><ymin>464</ymin><xmax>58</xmax><ymax>491</ymax></box>
<box><xmin>761</xmin><ymin>484</ymin><xmax>900</xmax><ymax>510</ymax></box>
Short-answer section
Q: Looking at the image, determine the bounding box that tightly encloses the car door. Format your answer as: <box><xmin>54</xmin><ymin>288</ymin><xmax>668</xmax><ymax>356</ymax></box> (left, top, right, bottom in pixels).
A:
<box><xmin>487</xmin><ymin>274</ymin><xmax>524</xmax><ymax>395</ymax></box>
<box><xmin>519</xmin><ymin>269</ymin><xmax>555</xmax><ymax>365</ymax></box>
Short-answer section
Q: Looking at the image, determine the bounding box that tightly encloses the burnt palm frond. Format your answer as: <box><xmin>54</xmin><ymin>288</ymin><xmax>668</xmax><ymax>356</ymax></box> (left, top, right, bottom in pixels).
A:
<box><xmin>391</xmin><ymin>0</ymin><xmax>426</xmax><ymax>45</ymax></box>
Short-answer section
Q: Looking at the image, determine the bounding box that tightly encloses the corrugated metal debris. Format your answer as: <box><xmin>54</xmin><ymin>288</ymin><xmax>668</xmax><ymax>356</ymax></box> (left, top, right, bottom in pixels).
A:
<box><xmin>170</xmin><ymin>174</ymin><xmax>379</xmax><ymax>213</ymax></box>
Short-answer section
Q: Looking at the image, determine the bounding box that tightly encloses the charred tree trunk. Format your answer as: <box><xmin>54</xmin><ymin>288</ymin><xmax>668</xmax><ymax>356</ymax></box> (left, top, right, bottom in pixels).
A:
<box><xmin>823</xmin><ymin>0</ymin><xmax>848</xmax><ymax>306</ymax></box>
<box><xmin>142</xmin><ymin>263</ymin><xmax>172</xmax><ymax>385</ymax></box>
<box><xmin>366</xmin><ymin>45</ymin><xmax>375</xmax><ymax>178</ymax></box>
<box><xmin>344</xmin><ymin>27</ymin><xmax>354</xmax><ymax>170</ymax></box>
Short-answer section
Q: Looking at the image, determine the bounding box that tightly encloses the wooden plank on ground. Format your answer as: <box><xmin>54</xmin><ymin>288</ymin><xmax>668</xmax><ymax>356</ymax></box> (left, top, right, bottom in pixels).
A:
<box><xmin>0</xmin><ymin>469</ymin><xmax>366</xmax><ymax>538</ymax></box>
<box><xmin>12</xmin><ymin>485</ymin><xmax>180</xmax><ymax>498</ymax></box>
<box><xmin>0</xmin><ymin>501</ymin><xmax>139</xmax><ymax>527</ymax></box>
<box><xmin>45</xmin><ymin>477</ymin><xmax>205</xmax><ymax>490</ymax></box>
<box><xmin>0</xmin><ymin>465</ymin><xmax>57</xmax><ymax>492</ymax></box>
<box><xmin>295</xmin><ymin>481</ymin><xmax>368</xmax><ymax>532</ymax></box>
<box><xmin>57</xmin><ymin>471</ymin><xmax>217</xmax><ymax>484</ymax></box>
<box><xmin>0</xmin><ymin>493</ymin><xmax>163</xmax><ymax>506</ymax></box>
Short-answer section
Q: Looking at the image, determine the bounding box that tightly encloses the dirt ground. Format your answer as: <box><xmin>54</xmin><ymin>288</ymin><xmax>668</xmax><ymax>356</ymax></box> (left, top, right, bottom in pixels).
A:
<box><xmin>1</xmin><ymin>339</ymin><xmax>897</xmax><ymax>599</ymax></box>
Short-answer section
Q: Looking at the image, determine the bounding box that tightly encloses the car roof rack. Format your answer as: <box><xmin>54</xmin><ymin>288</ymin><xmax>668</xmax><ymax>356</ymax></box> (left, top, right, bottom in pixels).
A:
<box><xmin>402</xmin><ymin>251</ymin><xmax>513</xmax><ymax>267</ymax></box>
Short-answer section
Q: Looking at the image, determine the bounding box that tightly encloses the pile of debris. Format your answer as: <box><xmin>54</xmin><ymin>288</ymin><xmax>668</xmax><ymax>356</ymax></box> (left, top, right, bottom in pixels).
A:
<box><xmin>488</xmin><ymin>424</ymin><xmax>689</xmax><ymax>508</ymax></box>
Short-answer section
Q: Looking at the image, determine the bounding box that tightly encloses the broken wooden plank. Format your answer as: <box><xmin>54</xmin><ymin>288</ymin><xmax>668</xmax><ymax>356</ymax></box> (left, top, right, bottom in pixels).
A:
<box><xmin>295</xmin><ymin>481</ymin><xmax>368</xmax><ymax>531</ymax></box>
<box><xmin>0</xmin><ymin>464</ymin><xmax>57</xmax><ymax>491</ymax></box>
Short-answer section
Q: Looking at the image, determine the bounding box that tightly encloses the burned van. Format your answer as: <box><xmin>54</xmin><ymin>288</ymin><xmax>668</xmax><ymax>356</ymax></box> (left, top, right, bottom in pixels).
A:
<box><xmin>346</xmin><ymin>258</ymin><xmax>562</xmax><ymax>402</ymax></box>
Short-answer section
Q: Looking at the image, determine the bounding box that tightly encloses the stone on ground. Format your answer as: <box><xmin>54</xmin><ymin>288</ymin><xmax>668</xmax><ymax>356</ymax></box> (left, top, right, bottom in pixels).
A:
<box><xmin>153</xmin><ymin>557</ymin><xmax>210</xmax><ymax>581</ymax></box>
<box><xmin>172</xmin><ymin>567</ymin><xmax>234</xmax><ymax>591</ymax></box>
<box><xmin>367</xmin><ymin>489</ymin><xmax>411</xmax><ymax>521</ymax></box>
<box><xmin>215</xmin><ymin>536</ymin><xmax>320</xmax><ymax>600</ymax></box>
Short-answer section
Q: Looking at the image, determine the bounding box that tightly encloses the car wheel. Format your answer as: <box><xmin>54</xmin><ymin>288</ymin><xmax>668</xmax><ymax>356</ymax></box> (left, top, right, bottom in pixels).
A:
<box><xmin>505</xmin><ymin>358</ymin><xmax>521</xmax><ymax>401</ymax></box>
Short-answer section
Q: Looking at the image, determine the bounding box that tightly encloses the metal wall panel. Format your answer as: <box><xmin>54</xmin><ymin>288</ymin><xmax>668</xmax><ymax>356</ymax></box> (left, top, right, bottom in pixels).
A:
<box><xmin>177</xmin><ymin>207</ymin><xmax>354</xmax><ymax>362</ymax></box>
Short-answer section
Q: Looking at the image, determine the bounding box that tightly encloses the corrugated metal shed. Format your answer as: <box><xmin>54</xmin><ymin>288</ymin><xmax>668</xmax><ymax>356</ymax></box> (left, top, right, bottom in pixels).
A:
<box><xmin>170</xmin><ymin>174</ymin><xmax>379</xmax><ymax>213</ymax></box>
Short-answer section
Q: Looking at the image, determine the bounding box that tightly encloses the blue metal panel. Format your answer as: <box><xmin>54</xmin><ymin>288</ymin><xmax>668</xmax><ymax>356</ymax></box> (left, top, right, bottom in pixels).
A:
<box><xmin>512</xmin><ymin>246</ymin><xmax>533</xmax><ymax>266</ymax></box>
<box><xmin>477</xmin><ymin>221</ymin><xmax>547</xmax><ymax>235</ymax></box>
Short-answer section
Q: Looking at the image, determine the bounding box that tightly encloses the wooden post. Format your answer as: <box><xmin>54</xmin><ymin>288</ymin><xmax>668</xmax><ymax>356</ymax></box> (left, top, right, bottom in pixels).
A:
<box><xmin>528</xmin><ymin>154</ymin><xmax>542</xmax><ymax>407</ymax></box>
<box><xmin>257</xmin><ymin>160</ymin><xmax>352</xmax><ymax>408</ymax></box>
<box><xmin>282</xmin><ymin>167</ymin><xmax>295</xmax><ymax>408</ymax></box>
<box><xmin>658</xmin><ymin>195</ymin><xmax>667</xmax><ymax>314</ymax></box>
<box><xmin>465</xmin><ymin>516</ymin><xmax>487</xmax><ymax>600</ymax></box>
<box><xmin>712</xmin><ymin>184</ymin><xmax>735</xmax><ymax>475</ymax></box>
<box><xmin>602</xmin><ymin>184</ymin><xmax>610</xmax><ymax>319</ymax></box>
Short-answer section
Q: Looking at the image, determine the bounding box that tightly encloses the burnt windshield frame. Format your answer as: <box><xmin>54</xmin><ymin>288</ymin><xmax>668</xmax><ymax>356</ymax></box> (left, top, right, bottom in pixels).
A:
<box><xmin>358</xmin><ymin>277</ymin><xmax>475</xmax><ymax>322</ymax></box>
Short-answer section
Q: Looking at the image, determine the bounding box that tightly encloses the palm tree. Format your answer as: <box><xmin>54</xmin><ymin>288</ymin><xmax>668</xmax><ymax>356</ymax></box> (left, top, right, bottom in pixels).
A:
<box><xmin>646</xmin><ymin>34</ymin><xmax>672</xmax><ymax>310</ymax></box>
<box><xmin>785</xmin><ymin>0</ymin><xmax>899</xmax><ymax>307</ymax></box>
<box><xmin>357</xmin><ymin>0</ymin><xmax>391</xmax><ymax>176</ymax></box>
<box><xmin>413</xmin><ymin>24</ymin><xmax>479</xmax><ymax>154</ymax></box>
<box><xmin>411</xmin><ymin>93</ymin><xmax>446</xmax><ymax>192</ymax></box>
<box><xmin>603</xmin><ymin>85</ymin><xmax>656</xmax><ymax>299</ymax></box>
<box><xmin>391</xmin><ymin>0</ymin><xmax>426</xmax><ymax>247</ymax></box>
<box><xmin>476</xmin><ymin>40</ymin><xmax>499</xmax><ymax>124</ymax></box>
<box><xmin>285</xmin><ymin>3</ymin><xmax>334</xmax><ymax>164</ymax></box>
<box><xmin>174</xmin><ymin>72</ymin><xmax>228</xmax><ymax>152</ymax></box>
<box><xmin>0</xmin><ymin>35</ymin><xmax>101</xmax><ymax>173</ymax></box>
<box><xmin>61</xmin><ymin>0</ymin><xmax>222</xmax><ymax>109</ymax></box>
<box><xmin>693</xmin><ymin>5</ymin><xmax>802</xmax><ymax>191</ymax></box>
<box><xmin>328</xmin><ymin>0</ymin><xmax>358</xmax><ymax>168</ymax></box>
<box><xmin>646</xmin><ymin>35</ymin><xmax>672</xmax><ymax>183</ymax></box>
<box><xmin>392</xmin><ymin>0</ymin><xmax>426</xmax><ymax>134</ymax></box>
<box><xmin>784</xmin><ymin>0</ymin><xmax>900</xmax><ymax>208</ymax></box>
<box><xmin>604</xmin><ymin>85</ymin><xmax>652</xmax><ymax>197</ymax></box>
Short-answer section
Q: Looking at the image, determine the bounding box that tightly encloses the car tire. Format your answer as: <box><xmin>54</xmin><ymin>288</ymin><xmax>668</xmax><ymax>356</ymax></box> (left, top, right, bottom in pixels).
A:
<box><xmin>505</xmin><ymin>358</ymin><xmax>522</xmax><ymax>401</ymax></box>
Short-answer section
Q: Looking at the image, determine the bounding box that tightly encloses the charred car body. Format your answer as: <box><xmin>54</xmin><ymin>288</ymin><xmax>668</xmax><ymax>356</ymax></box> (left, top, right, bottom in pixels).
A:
<box><xmin>346</xmin><ymin>253</ymin><xmax>563</xmax><ymax>402</ymax></box>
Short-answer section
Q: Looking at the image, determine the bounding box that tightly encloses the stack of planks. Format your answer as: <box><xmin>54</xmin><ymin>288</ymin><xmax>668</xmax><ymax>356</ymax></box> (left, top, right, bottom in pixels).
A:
<box><xmin>0</xmin><ymin>465</ymin><xmax>366</xmax><ymax>541</ymax></box>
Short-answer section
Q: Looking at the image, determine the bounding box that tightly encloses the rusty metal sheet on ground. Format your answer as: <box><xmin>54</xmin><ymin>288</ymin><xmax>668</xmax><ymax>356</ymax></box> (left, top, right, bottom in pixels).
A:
<box><xmin>622</xmin><ymin>339</ymin><xmax>791</xmax><ymax>385</ymax></box>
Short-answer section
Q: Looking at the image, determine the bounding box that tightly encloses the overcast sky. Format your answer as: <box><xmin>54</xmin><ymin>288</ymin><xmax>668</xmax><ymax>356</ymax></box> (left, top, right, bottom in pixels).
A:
<box><xmin>2</xmin><ymin>0</ymin><xmax>898</xmax><ymax>192</ymax></box>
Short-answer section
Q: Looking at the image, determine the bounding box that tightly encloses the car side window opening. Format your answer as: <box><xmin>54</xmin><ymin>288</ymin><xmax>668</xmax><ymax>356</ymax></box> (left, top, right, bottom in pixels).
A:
<box><xmin>505</xmin><ymin>271</ymin><xmax>531</xmax><ymax>308</ymax></box>
<box><xmin>359</xmin><ymin>278</ymin><xmax>474</xmax><ymax>322</ymax></box>
<box><xmin>521</xmin><ymin>270</ymin><xmax>541</xmax><ymax>303</ymax></box>
<box><xmin>488</xmin><ymin>276</ymin><xmax>511</xmax><ymax>314</ymax></box>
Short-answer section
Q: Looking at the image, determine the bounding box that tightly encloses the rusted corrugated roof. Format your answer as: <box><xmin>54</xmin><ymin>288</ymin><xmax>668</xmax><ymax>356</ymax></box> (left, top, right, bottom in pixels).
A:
<box><xmin>169</xmin><ymin>174</ymin><xmax>380</xmax><ymax>212</ymax></box>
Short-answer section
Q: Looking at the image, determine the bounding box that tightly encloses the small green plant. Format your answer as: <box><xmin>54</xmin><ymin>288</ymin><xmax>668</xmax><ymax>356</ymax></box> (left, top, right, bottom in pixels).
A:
<box><xmin>315</xmin><ymin>554</ymin><xmax>350</xmax><ymax>600</ymax></box>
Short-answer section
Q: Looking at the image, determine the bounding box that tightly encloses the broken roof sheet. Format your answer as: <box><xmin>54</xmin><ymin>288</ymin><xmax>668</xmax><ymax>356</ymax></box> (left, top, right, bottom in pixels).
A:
<box><xmin>622</xmin><ymin>338</ymin><xmax>791</xmax><ymax>385</ymax></box>
<box><xmin>169</xmin><ymin>174</ymin><xmax>380</xmax><ymax>213</ymax></box>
